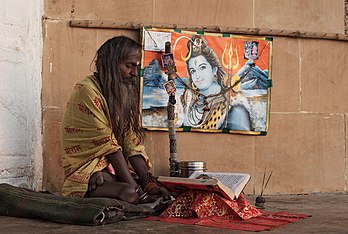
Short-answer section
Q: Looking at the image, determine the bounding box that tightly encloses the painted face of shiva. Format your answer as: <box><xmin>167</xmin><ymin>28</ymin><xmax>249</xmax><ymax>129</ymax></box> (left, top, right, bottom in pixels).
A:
<box><xmin>119</xmin><ymin>51</ymin><xmax>141</xmax><ymax>85</ymax></box>
<box><xmin>188</xmin><ymin>55</ymin><xmax>217</xmax><ymax>91</ymax></box>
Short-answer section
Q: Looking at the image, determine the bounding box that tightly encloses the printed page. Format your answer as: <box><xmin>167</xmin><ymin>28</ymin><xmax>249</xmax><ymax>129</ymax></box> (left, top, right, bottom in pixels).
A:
<box><xmin>189</xmin><ymin>172</ymin><xmax>250</xmax><ymax>192</ymax></box>
<box><xmin>158</xmin><ymin>176</ymin><xmax>235</xmax><ymax>201</ymax></box>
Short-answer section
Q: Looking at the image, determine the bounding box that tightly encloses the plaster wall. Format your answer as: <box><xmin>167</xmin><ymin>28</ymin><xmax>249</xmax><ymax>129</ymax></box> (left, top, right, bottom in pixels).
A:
<box><xmin>42</xmin><ymin>0</ymin><xmax>348</xmax><ymax>195</ymax></box>
<box><xmin>0</xmin><ymin>0</ymin><xmax>43</xmax><ymax>189</ymax></box>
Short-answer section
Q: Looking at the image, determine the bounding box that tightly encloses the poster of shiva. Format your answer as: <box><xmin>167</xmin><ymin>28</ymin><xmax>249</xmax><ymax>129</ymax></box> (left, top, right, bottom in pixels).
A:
<box><xmin>140</xmin><ymin>28</ymin><xmax>272</xmax><ymax>135</ymax></box>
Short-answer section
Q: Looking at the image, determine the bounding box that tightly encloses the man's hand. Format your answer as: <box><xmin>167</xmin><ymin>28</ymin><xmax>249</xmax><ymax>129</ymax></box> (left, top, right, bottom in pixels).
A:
<box><xmin>139</xmin><ymin>184</ymin><xmax>172</xmax><ymax>204</ymax></box>
<box><xmin>147</xmin><ymin>184</ymin><xmax>172</xmax><ymax>200</ymax></box>
<box><xmin>129</xmin><ymin>155</ymin><xmax>173</xmax><ymax>202</ymax></box>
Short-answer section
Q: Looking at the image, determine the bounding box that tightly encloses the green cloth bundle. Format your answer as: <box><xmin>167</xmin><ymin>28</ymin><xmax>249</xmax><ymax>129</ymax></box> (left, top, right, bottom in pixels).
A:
<box><xmin>0</xmin><ymin>183</ymin><xmax>154</xmax><ymax>225</ymax></box>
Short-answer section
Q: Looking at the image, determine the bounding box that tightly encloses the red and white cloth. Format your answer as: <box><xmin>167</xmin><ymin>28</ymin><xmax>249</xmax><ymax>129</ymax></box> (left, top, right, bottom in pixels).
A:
<box><xmin>160</xmin><ymin>190</ymin><xmax>261</xmax><ymax>220</ymax></box>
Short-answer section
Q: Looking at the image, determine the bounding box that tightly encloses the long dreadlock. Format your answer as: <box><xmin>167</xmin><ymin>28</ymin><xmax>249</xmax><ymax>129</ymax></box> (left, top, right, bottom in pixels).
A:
<box><xmin>95</xmin><ymin>36</ymin><xmax>144</xmax><ymax>144</ymax></box>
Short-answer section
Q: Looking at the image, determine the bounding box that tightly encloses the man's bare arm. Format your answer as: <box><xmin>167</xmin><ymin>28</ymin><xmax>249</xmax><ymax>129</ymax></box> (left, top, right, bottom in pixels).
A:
<box><xmin>107</xmin><ymin>150</ymin><xmax>138</xmax><ymax>188</ymax></box>
<box><xmin>128</xmin><ymin>155</ymin><xmax>149</xmax><ymax>178</ymax></box>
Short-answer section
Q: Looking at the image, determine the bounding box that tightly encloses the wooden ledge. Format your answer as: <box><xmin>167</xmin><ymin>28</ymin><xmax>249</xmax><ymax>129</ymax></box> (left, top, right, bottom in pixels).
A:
<box><xmin>70</xmin><ymin>20</ymin><xmax>348</xmax><ymax>42</ymax></box>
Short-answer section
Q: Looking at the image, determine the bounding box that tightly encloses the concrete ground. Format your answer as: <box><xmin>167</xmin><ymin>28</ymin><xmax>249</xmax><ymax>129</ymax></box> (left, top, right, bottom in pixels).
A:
<box><xmin>1</xmin><ymin>193</ymin><xmax>347</xmax><ymax>233</ymax></box>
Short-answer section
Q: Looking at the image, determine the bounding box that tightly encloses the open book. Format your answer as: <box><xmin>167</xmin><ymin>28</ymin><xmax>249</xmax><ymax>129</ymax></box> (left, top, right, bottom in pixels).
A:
<box><xmin>158</xmin><ymin>172</ymin><xmax>250</xmax><ymax>201</ymax></box>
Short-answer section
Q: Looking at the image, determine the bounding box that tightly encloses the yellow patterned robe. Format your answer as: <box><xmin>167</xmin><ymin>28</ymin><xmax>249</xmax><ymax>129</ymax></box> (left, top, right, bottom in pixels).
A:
<box><xmin>61</xmin><ymin>75</ymin><xmax>151</xmax><ymax>197</ymax></box>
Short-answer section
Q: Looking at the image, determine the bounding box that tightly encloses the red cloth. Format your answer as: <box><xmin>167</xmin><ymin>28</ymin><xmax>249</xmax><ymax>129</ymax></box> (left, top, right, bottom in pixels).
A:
<box><xmin>147</xmin><ymin>190</ymin><xmax>311</xmax><ymax>231</ymax></box>
<box><xmin>160</xmin><ymin>190</ymin><xmax>261</xmax><ymax>220</ymax></box>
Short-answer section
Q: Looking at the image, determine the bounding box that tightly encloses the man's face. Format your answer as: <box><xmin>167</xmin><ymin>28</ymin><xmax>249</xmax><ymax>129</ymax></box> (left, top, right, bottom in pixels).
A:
<box><xmin>119</xmin><ymin>52</ymin><xmax>141</xmax><ymax>85</ymax></box>
<box><xmin>188</xmin><ymin>55</ymin><xmax>216</xmax><ymax>91</ymax></box>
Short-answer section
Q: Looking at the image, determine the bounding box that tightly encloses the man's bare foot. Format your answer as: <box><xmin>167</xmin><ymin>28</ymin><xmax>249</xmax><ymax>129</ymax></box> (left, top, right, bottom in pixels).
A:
<box><xmin>88</xmin><ymin>170</ymin><xmax>117</xmax><ymax>192</ymax></box>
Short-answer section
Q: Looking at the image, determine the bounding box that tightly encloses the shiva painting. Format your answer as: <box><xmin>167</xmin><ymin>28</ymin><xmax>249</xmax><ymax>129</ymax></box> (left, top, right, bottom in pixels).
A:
<box><xmin>141</xmin><ymin>28</ymin><xmax>272</xmax><ymax>135</ymax></box>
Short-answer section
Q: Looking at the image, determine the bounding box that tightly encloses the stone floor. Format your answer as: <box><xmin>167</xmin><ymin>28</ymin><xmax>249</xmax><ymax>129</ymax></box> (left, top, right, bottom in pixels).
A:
<box><xmin>1</xmin><ymin>193</ymin><xmax>348</xmax><ymax>233</ymax></box>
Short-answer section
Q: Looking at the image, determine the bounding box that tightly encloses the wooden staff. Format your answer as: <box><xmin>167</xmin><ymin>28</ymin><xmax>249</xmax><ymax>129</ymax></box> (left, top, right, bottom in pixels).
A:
<box><xmin>164</xmin><ymin>41</ymin><xmax>179</xmax><ymax>177</ymax></box>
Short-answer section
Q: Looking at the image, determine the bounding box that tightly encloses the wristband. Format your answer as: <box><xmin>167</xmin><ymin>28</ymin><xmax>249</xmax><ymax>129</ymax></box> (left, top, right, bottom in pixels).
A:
<box><xmin>143</xmin><ymin>182</ymin><xmax>158</xmax><ymax>193</ymax></box>
<box><xmin>139</xmin><ymin>172</ymin><xmax>157</xmax><ymax>190</ymax></box>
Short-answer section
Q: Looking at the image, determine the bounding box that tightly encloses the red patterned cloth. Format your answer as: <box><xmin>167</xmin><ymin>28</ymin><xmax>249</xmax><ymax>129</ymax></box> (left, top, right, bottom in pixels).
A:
<box><xmin>147</xmin><ymin>191</ymin><xmax>311</xmax><ymax>231</ymax></box>
<box><xmin>149</xmin><ymin>212</ymin><xmax>311</xmax><ymax>232</ymax></box>
<box><xmin>160</xmin><ymin>190</ymin><xmax>261</xmax><ymax>220</ymax></box>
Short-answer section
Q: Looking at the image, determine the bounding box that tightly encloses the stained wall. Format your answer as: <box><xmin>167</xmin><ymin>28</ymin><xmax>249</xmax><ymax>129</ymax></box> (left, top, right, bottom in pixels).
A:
<box><xmin>42</xmin><ymin>0</ymin><xmax>348</xmax><ymax>195</ymax></box>
<box><xmin>0</xmin><ymin>0</ymin><xmax>43</xmax><ymax>190</ymax></box>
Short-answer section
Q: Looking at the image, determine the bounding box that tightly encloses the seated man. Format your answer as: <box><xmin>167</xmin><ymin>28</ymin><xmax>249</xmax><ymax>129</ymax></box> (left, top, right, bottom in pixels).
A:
<box><xmin>61</xmin><ymin>36</ymin><xmax>170</xmax><ymax>204</ymax></box>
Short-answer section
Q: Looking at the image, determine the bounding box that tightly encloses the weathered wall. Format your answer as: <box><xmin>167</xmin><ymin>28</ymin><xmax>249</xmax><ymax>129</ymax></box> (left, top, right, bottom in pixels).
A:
<box><xmin>0</xmin><ymin>0</ymin><xmax>43</xmax><ymax>189</ymax></box>
<box><xmin>43</xmin><ymin>0</ymin><xmax>348</xmax><ymax>195</ymax></box>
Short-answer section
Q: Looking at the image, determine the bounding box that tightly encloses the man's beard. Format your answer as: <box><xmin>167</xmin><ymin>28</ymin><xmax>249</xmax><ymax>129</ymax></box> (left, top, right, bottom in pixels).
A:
<box><xmin>121</xmin><ymin>79</ymin><xmax>139</xmax><ymax>119</ymax></box>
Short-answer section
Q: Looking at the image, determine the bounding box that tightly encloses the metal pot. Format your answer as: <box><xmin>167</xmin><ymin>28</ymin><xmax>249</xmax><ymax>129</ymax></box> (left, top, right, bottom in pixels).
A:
<box><xmin>178</xmin><ymin>161</ymin><xmax>207</xmax><ymax>178</ymax></box>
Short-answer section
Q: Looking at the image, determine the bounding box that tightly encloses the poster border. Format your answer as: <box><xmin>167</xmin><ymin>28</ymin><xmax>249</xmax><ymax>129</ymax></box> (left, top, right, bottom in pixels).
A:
<box><xmin>140</xmin><ymin>27</ymin><xmax>272</xmax><ymax>136</ymax></box>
